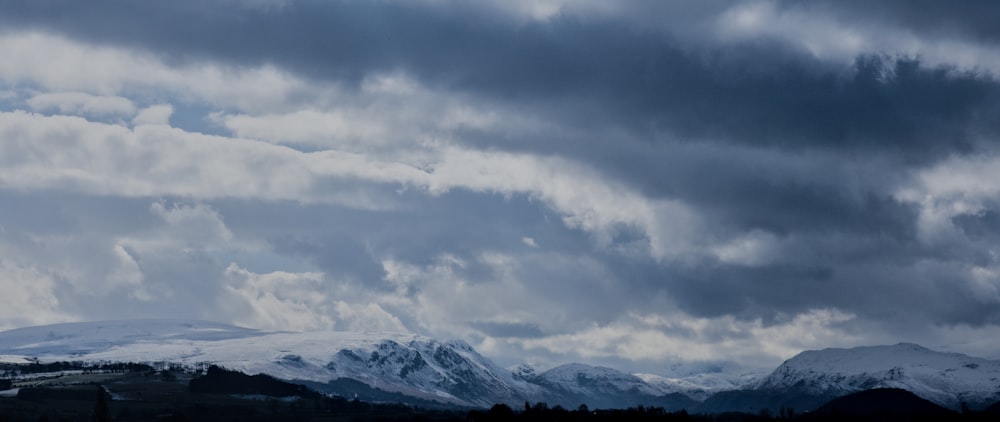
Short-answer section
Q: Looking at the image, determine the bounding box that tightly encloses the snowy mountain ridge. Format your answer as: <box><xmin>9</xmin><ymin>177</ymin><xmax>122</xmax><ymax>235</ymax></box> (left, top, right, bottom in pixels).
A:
<box><xmin>535</xmin><ymin>363</ymin><xmax>661</xmax><ymax>397</ymax></box>
<box><xmin>0</xmin><ymin>319</ymin><xmax>664</xmax><ymax>408</ymax></box>
<box><xmin>751</xmin><ymin>342</ymin><xmax>1000</xmax><ymax>409</ymax></box>
<box><xmin>3</xmin><ymin>320</ymin><xmax>998</xmax><ymax>411</ymax></box>
<box><xmin>636</xmin><ymin>371</ymin><xmax>761</xmax><ymax>401</ymax></box>
<box><xmin>0</xmin><ymin>319</ymin><xmax>513</xmax><ymax>405</ymax></box>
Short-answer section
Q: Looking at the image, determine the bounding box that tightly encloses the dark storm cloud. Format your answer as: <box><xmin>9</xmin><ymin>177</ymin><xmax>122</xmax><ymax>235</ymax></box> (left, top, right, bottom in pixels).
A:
<box><xmin>211</xmin><ymin>190</ymin><xmax>579</xmax><ymax>286</ymax></box>
<box><xmin>615</xmin><ymin>149</ymin><xmax>921</xmax><ymax>239</ymax></box>
<box><xmin>2</xmin><ymin>0</ymin><xmax>998</xmax><ymax>163</ymax></box>
<box><xmin>654</xmin><ymin>258</ymin><xmax>1000</xmax><ymax>329</ymax></box>
<box><xmin>470</xmin><ymin>321</ymin><xmax>545</xmax><ymax>339</ymax></box>
<box><xmin>13</xmin><ymin>0</ymin><xmax>984</xmax><ymax>328</ymax></box>
<box><xmin>0</xmin><ymin>191</ymin><xmax>164</xmax><ymax>241</ymax></box>
<box><xmin>953</xmin><ymin>209</ymin><xmax>1000</xmax><ymax>242</ymax></box>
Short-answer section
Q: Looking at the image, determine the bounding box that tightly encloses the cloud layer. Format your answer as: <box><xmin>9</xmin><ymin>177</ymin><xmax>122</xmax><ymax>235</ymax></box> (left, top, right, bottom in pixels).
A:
<box><xmin>1</xmin><ymin>0</ymin><xmax>999</xmax><ymax>373</ymax></box>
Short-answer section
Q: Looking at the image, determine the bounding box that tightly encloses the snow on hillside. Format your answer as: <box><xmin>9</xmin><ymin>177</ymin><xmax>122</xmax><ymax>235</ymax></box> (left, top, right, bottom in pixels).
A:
<box><xmin>636</xmin><ymin>372</ymin><xmax>759</xmax><ymax>401</ymax></box>
<box><xmin>526</xmin><ymin>363</ymin><xmax>703</xmax><ymax>410</ymax></box>
<box><xmin>0</xmin><ymin>319</ymin><xmax>538</xmax><ymax>407</ymax></box>
<box><xmin>0</xmin><ymin>319</ymin><xmax>261</xmax><ymax>358</ymax></box>
<box><xmin>537</xmin><ymin>363</ymin><xmax>661</xmax><ymax>397</ymax></box>
<box><xmin>753</xmin><ymin>343</ymin><xmax>1000</xmax><ymax>409</ymax></box>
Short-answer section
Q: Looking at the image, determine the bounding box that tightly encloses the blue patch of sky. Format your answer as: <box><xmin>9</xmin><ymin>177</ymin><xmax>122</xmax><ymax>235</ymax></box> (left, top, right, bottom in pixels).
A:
<box><xmin>168</xmin><ymin>102</ymin><xmax>233</xmax><ymax>137</ymax></box>
<box><xmin>0</xmin><ymin>84</ymin><xmax>28</xmax><ymax>111</ymax></box>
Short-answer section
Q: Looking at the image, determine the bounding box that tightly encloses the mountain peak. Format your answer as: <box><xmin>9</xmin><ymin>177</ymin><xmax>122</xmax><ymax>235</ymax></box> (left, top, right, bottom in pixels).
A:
<box><xmin>511</xmin><ymin>363</ymin><xmax>537</xmax><ymax>379</ymax></box>
<box><xmin>754</xmin><ymin>343</ymin><xmax>1000</xmax><ymax>410</ymax></box>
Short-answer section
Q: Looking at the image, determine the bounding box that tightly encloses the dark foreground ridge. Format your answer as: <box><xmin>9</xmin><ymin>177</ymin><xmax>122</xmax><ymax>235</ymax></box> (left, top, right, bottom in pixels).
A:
<box><xmin>189</xmin><ymin>365</ymin><xmax>319</xmax><ymax>399</ymax></box>
<box><xmin>811</xmin><ymin>388</ymin><xmax>954</xmax><ymax>418</ymax></box>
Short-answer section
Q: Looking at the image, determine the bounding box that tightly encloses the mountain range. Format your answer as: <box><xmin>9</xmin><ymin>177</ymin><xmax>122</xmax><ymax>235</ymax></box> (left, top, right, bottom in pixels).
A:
<box><xmin>1</xmin><ymin>319</ymin><xmax>998</xmax><ymax>413</ymax></box>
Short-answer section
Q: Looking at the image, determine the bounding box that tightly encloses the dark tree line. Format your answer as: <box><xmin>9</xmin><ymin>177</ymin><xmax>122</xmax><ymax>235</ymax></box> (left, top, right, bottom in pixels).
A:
<box><xmin>1</xmin><ymin>360</ymin><xmax>155</xmax><ymax>376</ymax></box>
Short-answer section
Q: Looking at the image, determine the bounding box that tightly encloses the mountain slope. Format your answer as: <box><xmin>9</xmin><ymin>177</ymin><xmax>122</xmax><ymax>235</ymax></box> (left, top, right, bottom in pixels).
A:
<box><xmin>523</xmin><ymin>363</ymin><xmax>698</xmax><ymax>410</ymax></box>
<box><xmin>635</xmin><ymin>371</ymin><xmax>760</xmax><ymax>401</ymax></box>
<box><xmin>753</xmin><ymin>343</ymin><xmax>1000</xmax><ymax>409</ymax></box>
<box><xmin>700</xmin><ymin>343</ymin><xmax>1000</xmax><ymax>413</ymax></box>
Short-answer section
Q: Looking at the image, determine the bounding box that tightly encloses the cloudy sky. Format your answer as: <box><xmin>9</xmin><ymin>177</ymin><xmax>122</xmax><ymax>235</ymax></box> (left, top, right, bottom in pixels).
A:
<box><xmin>2</xmin><ymin>0</ymin><xmax>1000</xmax><ymax>374</ymax></box>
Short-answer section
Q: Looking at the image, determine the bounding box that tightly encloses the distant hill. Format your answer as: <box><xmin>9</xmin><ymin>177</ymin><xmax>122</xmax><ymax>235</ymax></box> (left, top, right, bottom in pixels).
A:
<box><xmin>697</xmin><ymin>389</ymin><xmax>825</xmax><ymax>415</ymax></box>
<box><xmin>524</xmin><ymin>363</ymin><xmax>701</xmax><ymax>410</ymax></box>
<box><xmin>699</xmin><ymin>343</ymin><xmax>1000</xmax><ymax>414</ymax></box>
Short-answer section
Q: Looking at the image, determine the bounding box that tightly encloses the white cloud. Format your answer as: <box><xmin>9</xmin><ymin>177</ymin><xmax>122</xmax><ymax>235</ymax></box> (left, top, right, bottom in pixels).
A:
<box><xmin>895</xmin><ymin>153</ymin><xmax>1000</xmax><ymax>245</ymax></box>
<box><xmin>0</xmin><ymin>29</ymin><xmax>708</xmax><ymax>262</ymax></box>
<box><xmin>331</xmin><ymin>301</ymin><xmax>408</xmax><ymax>333</ymax></box>
<box><xmin>378</xmin><ymin>253</ymin><xmax>559</xmax><ymax>339</ymax></box>
<box><xmin>214</xmin><ymin>71</ymin><xmax>553</xmax><ymax>155</ymax></box>
<box><xmin>711</xmin><ymin>229</ymin><xmax>781</xmax><ymax>266</ymax></box>
<box><xmin>107</xmin><ymin>244</ymin><xmax>152</xmax><ymax>302</ymax></box>
<box><xmin>215</xmin><ymin>108</ymin><xmax>392</xmax><ymax>150</ymax></box>
<box><xmin>147</xmin><ymin>201</ymin><xmax>235</xmax><ymax>249</ymax></box>
<box><xmin>26</xmin><ymin>91</ymin><xmax>136</xmax><ymax>117</ymax></box>
<box><xmin>717</xmin><ymin>1</ymin><xmax>867</xmax><ymax>60</ymax></box>
<box><xmin>425</xmin><ymin>147</ymin><xmax>705</xmax><ymax>260</ymax></box>
<box><xmin>518</xmin><ymin>309</ymin><xmax>859</xmax><ymax>368</ymax></box>
<box><xmin>0</xmin><ymin>105</ymin><xmax>707</xmax><ymax>261</ymax></box>
<box><xmin>902</xmin><ymin>153</ymin><xmax>1000</xmax><ymax>203</ymax></box>
<box><xmin>133</xmin><ymin>104</ymin><xmax>173</xmax><ymax>126</ymax></box>
<box><xmin>0</xmin><ymin>111</ymin><xmax>395</xmax><ymax>207</ymax></box>
<box><xmin>0</xmin><ymin>259</ymin><xmax>74</xmax><ymax>331</ymax></box>
<box><xmin>716</xmin><ymin>1</ymin><xmax>1000</xmax><ymax>73</ymax></box>
<box><xmin>0</xmin><ymin>32</ymin><xmax>328</xmax><ymax>112</ymax></box>
<box><xmin>223</xmin><ymin>264</ymin><xmax>336</xmax><ymax>332</ymax></box>
<box><xmin>222</xmin><ymin>264</ymin><xmax>407</xmax><ymax>332</ymax></box>
<box><xmin>968</xmin><ymin>266</ymin><xmax>1000</xmax><ymax>305</ymax></box>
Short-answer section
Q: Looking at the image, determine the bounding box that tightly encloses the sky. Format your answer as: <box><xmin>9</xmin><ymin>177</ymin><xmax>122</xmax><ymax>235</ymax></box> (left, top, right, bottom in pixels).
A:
<box><xmin>1</xmin><ymin>0</ymin><xmax>1000</xmax><ymax>375</ymax></box>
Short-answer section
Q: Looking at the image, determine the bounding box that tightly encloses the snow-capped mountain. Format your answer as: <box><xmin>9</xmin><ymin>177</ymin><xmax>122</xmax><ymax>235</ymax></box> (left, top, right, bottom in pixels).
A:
<box><xmin>0</xmin><ymin>319</ymin><xmax>677</xmax><ymax>409</ymax></box>
<box><xmin>11</xmin><ymin>320</ymin><xmax>993</xmax><ymax>413</ymax></box>
<box><xmin>636</xmin><ymin>371</ymin><xmax>760</xmax><ymax>401</ymax></box>
<box><xmin>524</xmin><ymin>363</ymin><xmax>699</xmax><ymax>409</ymax></box>
<box><xmin>0</xmin><ymin>319</ymin><xmax>534</xmax><ymax>407</ymax></box>
<box><xmin>698</xmin><ymin>342</ymin><xmax>1000</xmax><ymax>413</ymax></box>
<box><xmin>535</xmin><ymin>363</ymin><xmax>662</xmax><ymax>397</ymax></box>
<box><xmin>750</xmin><ymin>343</ymin><xmax>1000</xmax><ymax>410</ymax></box>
